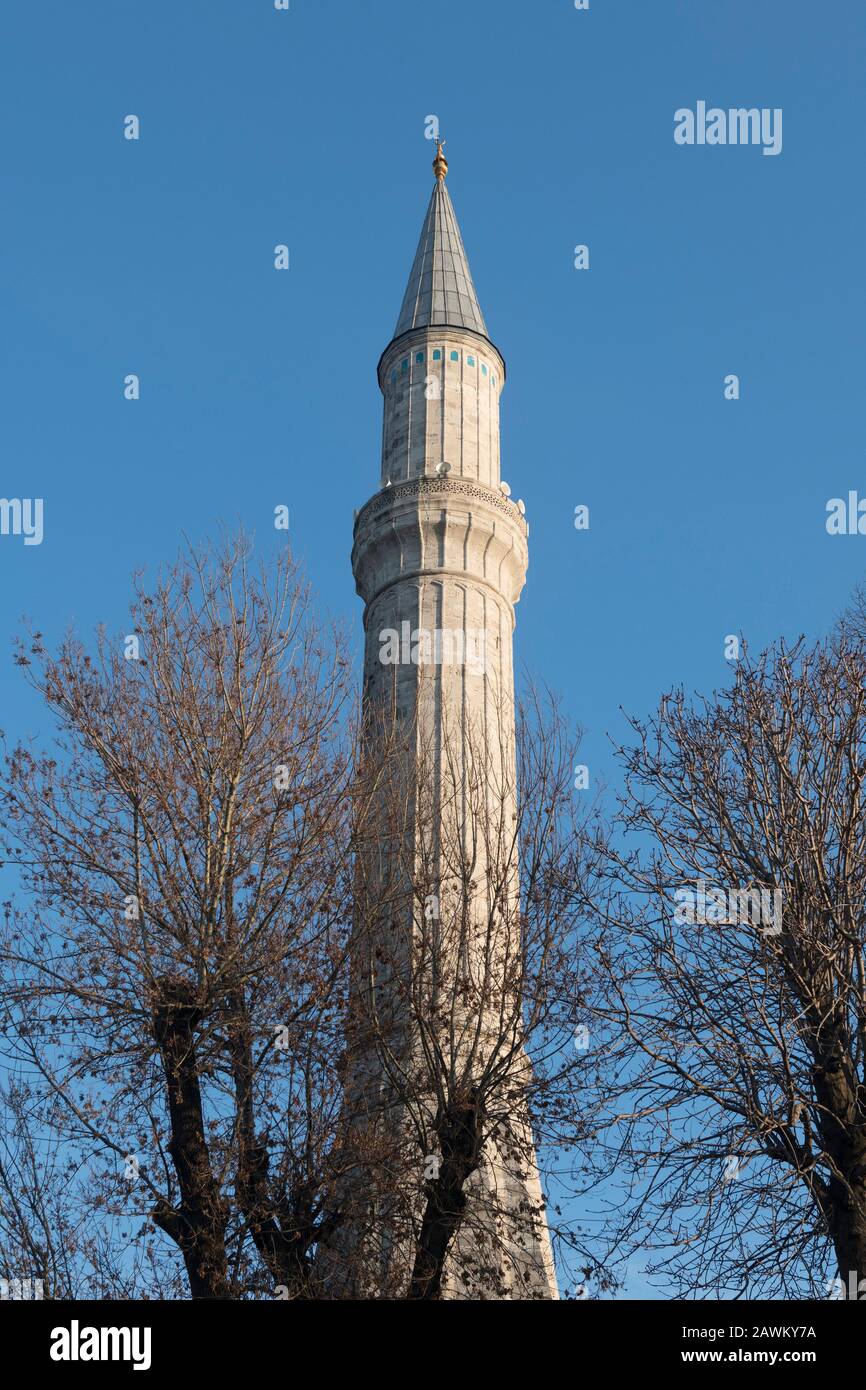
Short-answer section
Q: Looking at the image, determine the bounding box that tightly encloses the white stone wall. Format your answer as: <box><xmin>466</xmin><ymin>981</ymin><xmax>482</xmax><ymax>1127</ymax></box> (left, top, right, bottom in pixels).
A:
<box><xmin>377</xmin><ymin>328</ymin><xmax>505</xmax><ymax>490</ymax></box>
<box><xmin>340</xmin><ymin>329</ymin><xmax>559</xmax><ymax>1300</ymax></box>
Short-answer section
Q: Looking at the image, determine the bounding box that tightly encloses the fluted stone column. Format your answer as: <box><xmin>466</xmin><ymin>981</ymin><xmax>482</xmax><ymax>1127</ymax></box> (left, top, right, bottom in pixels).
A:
<box><xmin>335</xmin><ymin>148</ymin><xmax>558</xmax><ymax>1300</ymax></box>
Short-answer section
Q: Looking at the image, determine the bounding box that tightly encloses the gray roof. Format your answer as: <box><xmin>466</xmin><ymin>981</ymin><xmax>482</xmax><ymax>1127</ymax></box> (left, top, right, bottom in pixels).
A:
<box><xmin>392</xmin><ymin>179</ymin><xmax>488</xmax><ymax>341</ymax></box>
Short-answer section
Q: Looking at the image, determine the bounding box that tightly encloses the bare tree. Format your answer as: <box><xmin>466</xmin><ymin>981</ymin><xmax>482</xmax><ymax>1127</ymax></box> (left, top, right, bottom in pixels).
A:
<box><xmin>1</xmin><ymin>536</ymin><xmax>611</xmax><ymax>1301</ymax></box>
<box><xmin>0</xmin><ymin>1075</ymin><xmax>183</xmax><ymax>1298</ymax></box>
<box><xmin>585</xmin><ymin>630</ymin><xmax>866</xmax><ymax>1299</ymax></box>
<box><xmin>317</xmin><ymin>679</ymin><xmax>608</xmax><ymax>1300</ymax></box>
<box><xmin>0</xmin><ymin>535</ymin><xmax>355</xmax><ymax>1298</ymax></box>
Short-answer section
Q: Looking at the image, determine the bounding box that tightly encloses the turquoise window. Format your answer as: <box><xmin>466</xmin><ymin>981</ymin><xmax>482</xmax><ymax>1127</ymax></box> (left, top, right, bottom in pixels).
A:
<box><xmin>450</xmin><ymin>351</ymin><xmax>459</xmax><ymax>362</ymax></box>
<box><xmin>401</xmin><ymin>359</ymin><xmax>408</xmax><ymax>371</ymax></box>
<box><xmin>482</xmin><ymin>364</ymin><xmax>488</xmax><ymax>375</ymax></box>
<box><xmin>390</xmin><ymin>370</ymin><xmax>396</xmax><ymax>384</ymax></box>
<box><xmin>415</xmin><ymin>351</ymin><xmax>424</xmax><ymax>364</ymax></box>
<box><xmin>432</xmin><ymin>349</ymin><xmax>442</xmax><ymax>361</ymax></box>
<box><xmin>467</xmin><ymin>355</ymin><xmax>475</xmax><ymax>366</ymax></box>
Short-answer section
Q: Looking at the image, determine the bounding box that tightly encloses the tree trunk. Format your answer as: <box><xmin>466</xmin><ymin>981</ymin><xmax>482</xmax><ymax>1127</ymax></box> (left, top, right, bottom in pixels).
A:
<box><xmin>811</xmin><ymin>1044</ymin><xmax>866</xmax><ymax>1297</ymax></box>
<box><xmin>152</xmin><ymin>976</ymin><xmax>230</xmax><ymax>1299</ymax></box>
<box><xmin>408</xmin><ymin>1094</ymin><xmax>483</xmax><ymax>1300</ymax></box>
<box><xmin>226</xmin><ymin>985</ymin><xmax>324</xmax><ymax>1297</ymax></box>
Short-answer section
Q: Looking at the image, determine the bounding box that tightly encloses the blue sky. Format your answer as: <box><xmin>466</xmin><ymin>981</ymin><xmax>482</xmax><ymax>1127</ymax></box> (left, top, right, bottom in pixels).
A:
<box><xmin>2</xmin><ymin>0</ymin><xmax>865</xmax><ymax>783</ymax></box>
<box><xmin>2</xmin><ymin>0</ymin><xmax>864</xmax><ymax>1296</ymax></box>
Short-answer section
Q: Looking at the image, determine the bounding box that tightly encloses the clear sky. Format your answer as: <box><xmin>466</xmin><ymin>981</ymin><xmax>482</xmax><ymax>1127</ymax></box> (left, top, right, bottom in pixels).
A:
<box><xmin>2</xmin><ymin>0</ymin><xmax>865</xmax><ymax>1296</ymax></box>
<box><xmin>3</xmin><ymin>0</ymin><xmax>865</xmax><ymax>776</ymax></box>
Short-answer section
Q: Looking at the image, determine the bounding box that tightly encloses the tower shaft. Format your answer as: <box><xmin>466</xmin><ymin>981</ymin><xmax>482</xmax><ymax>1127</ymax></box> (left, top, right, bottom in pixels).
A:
<box><xmin>330</xmin><ymin>158</ymin><xmax>558</xmax><ymax>1300</ymax></box>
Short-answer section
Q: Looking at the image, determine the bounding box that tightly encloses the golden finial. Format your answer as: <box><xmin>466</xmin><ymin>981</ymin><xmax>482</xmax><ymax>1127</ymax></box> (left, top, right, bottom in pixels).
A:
<box><xmin>433</xmin><ymin>138</ymin><xmax>448</xmax><ymax>181</ymax></box>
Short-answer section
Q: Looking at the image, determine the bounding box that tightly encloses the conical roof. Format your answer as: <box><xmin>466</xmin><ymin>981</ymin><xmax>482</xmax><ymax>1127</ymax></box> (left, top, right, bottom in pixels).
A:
<box><xmin>392</xmin><ymin>176</ymin><xmax>488</xmax><ymax>341</ymax></box>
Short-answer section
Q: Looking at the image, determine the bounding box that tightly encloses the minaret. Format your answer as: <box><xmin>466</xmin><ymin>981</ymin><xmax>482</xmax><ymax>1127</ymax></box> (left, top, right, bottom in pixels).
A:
<box><xmin>337</xmin><ymin>145</ymin><xmax>558</xmax><ymax>1299</ymax></box>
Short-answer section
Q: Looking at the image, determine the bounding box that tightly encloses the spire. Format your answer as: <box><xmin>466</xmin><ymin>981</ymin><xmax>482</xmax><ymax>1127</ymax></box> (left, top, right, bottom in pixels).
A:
<box><xmin>391</xmin><ymin>145</ymin><xmax>489</xmax><ymax>342</ymax></box>
<box><xmin>433</xmin><ymin>138</ymin><xmax>448</xmax><ymax>181</ymax></box>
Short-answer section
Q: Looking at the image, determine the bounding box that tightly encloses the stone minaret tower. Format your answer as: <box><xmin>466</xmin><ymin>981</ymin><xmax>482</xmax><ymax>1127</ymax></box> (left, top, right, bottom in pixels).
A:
<box><xmin>332</xmin><ymin>145</ymin><xmax>558</xmax><ymax>1300</ymax></box>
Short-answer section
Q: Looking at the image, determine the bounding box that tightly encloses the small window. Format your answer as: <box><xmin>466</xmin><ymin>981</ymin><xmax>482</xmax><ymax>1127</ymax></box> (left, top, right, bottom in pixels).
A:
<box><xmin>390</xmin><ymin>370</ymin><xmax>397</xmax><ymax>384</ymax></box>
<box><xmin>492</xmin><ymin>375</ymin><xmax>497</xmax><ymax>386</ymax></box>
<box><xmin>450</xmin><ymin>351</ymin><xmax>459</xmax><ymax>362</ymax></box>
<box><xmin>401</xmin><ymin>359</ymin><xmax>408</xmax><ymax>371</ymax></box>
<box><xmin>482</xmin><ymin>364</ymin><xmax>488</xmax><ymax>375</ymax></box>
<box><xmin>415</xmin><ymin>351</ymin><xmax>424</xmax><ymax>364</ymax></box>
<box><xmin>467</xmin><ymin>355</ymin><xmax>475</xmax><ymax>367</ymax></box>
<box><xmin>432</xmin><ymin>349</ymin><xmax>442</xmax><ymax>361</ymax></box>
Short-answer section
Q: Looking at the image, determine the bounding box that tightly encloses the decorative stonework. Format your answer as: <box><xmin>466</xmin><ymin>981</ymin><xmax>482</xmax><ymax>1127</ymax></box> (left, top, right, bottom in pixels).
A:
<box><xmin>354</xmin><ymin>475</ymin><xmax>527</xmax><ymax>535</ymax></box>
